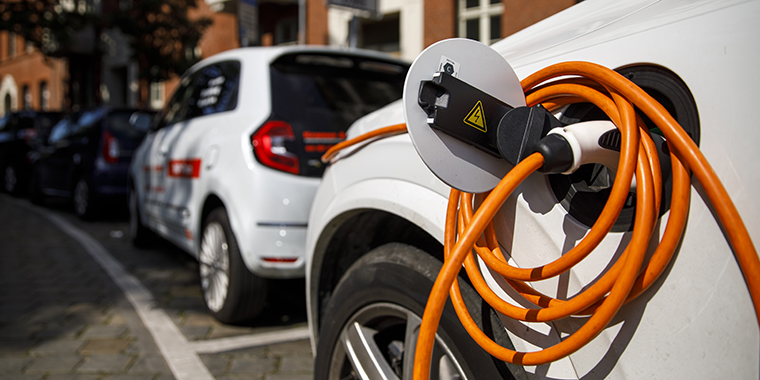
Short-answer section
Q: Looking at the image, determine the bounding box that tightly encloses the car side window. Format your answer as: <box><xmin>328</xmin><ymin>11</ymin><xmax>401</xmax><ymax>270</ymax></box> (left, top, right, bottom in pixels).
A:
<box><xmin>160</xmin><ymin>60</ymin><xmax>240</xmax><ymax>128</ymax></box>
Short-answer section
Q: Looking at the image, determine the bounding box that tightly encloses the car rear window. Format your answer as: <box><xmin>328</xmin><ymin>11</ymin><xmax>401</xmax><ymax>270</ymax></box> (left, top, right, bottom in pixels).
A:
<box><xmin>269</xmin><ymin>52</ymin><xmax>407</xmax><ymax>176</ymax></box>
<box><xmin>270</xmin><ymin>53</ymin><xmax>406</xmax><ymax>127</ymax></box>
<box><xmin>105</xmin><ymin>110</ymin><xmax>150</xmax><ymax>142</ymax></box>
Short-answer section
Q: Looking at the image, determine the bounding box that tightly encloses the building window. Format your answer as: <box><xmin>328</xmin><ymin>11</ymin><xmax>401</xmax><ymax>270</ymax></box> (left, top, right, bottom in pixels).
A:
<box><xmin>119</xmin><ymin>0</ymin><xmax>133</xmax><ymax>11</ymax></box>
<box><xmin>40</xmin><ymin>81</ymin><xmax>50</xmax><ymax>111</ymax></box>
<box><xmin>459</xmin><ymin>0</ymin><xmax>503</xmax><ymax>45</ymax></box>
<box><xmin>274</xmin><ymin>17</ymin><xmax>298</xmax><ymax>46</ymax></box>
<box><xmin>360</xmin><ymin>13</ymin><xmax>401</xmax><ymax>55</ymax></box>
<box><xmin>22</xmin><ymin>85</ymin><xmax>31</xmax><ymax>109</ymax></box>
<box><xmin>8</xmin><ymin>32</ymin><xmax>17</xmax><ymax>58</ymax></box>
<box><xmin>150</xmin><ymin>81</ymin><xmax>165</xmax><ymax>110</ymax></box>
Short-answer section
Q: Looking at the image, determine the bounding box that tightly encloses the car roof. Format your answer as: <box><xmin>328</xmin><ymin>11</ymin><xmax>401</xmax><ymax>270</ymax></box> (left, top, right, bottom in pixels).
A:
<box><xmin>184</xmin><ymin>45</ymin><xmax>409</xmax><ymax>77</ymax></box>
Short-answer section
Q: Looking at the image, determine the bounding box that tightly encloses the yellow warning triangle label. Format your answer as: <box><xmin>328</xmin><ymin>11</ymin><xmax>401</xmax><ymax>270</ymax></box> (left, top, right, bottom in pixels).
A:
<box><xmin>464</xmin><ymin>100</ymin><xmax>487</xmax><ymax>132</ymax></box>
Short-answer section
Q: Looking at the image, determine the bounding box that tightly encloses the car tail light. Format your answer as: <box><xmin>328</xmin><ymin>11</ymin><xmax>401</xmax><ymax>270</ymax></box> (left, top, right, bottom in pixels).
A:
<box><xmin>251</xmin><ymin>120</ymin><xmax>299</xmax><ymax>175</ymax></box>
<box><xmin>103</xmin><ymin>131</ymin><xmax>120</xmax><ymax>164</ymax></box>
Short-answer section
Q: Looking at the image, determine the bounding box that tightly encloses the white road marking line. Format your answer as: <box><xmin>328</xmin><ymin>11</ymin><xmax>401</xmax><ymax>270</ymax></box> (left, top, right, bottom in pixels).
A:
<box><xmin>44</xmin><ymin>213</ymin><xmax>215</xmax><ymax>380</ymax></box>
<box><xmin>191</xmin><ymin>326</ymin><xmax>310</xmax><ymax>354</ymax></box>
<box><xmin>18</xmin><ymin>199</ymin><xmax>316</xmax><ymax>378</ymax></box>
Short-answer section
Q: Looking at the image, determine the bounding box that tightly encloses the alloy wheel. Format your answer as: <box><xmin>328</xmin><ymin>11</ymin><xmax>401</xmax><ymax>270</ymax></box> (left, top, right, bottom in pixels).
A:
<box><xmin>4</xmin><ymin>166</ymin><xmax>17</xmax><ymax>193</ymax></box>
<box><xmin>74</xmin><ymin>179</ymin><xmax>89</xmax><ymax>216</ymax></box>
<box><xmin>129</xmin><ymin>190</ymin><xmax>139</xmax><ymax>241</ymax></box>
<box><xmin>199</xmin><ymin>221</ymin><xmax>231</xmax><ymax>312</ymax></box>
<box><xmin>328</xmin><ymin>302</ymin><xmax>467</xmax><ymax>380</ymax></box>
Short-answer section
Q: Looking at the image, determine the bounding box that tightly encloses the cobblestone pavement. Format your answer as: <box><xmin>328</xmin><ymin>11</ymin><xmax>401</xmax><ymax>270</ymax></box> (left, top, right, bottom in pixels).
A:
<box><xmin>0</xmin><ymin>194</ymin><xmax>313</xmax><ymax>380</ymax></box>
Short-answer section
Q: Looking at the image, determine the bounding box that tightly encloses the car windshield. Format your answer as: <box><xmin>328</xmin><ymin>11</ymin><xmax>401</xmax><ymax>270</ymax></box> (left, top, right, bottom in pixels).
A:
<box><xmin>48</xmin><ymin>115</ymin><xmax>78</xmax><ymax>145</ymax></box>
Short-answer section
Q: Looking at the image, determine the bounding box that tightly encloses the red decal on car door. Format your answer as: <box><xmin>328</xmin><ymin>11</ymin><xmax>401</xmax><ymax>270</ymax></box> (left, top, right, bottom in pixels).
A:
<box><xmin>168</xmin><ymin>159</ymin><xmax>202</xmax><ymax>178</ymax></box>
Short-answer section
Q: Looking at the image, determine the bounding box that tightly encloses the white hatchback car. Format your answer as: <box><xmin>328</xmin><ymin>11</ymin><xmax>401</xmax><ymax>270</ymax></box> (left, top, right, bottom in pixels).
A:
<box><xmin>129</xmin><ymin>46</ymin><xmax>408</xmax><ymax>323</ymax></box>
<box><xmin>306</xmin><ymin>0</ymin><xmax>759</xmax><ymax>379</ymax></box>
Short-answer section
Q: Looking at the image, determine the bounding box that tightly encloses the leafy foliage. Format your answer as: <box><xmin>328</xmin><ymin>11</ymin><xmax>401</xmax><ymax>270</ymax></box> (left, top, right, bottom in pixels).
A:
<box><xmin>0</xmin><ymin>0</ymin><xmax>212</xmax><ymax>83</ymax></box>
<box><xmin>0</xmin><ymin>0</ymin><xmax>95</xmax><ymax>54</ymax></box>
<box><xmin>111</xmin><ymin>0</ymin><xmax>212</xmax><ymax>82</ymax></box>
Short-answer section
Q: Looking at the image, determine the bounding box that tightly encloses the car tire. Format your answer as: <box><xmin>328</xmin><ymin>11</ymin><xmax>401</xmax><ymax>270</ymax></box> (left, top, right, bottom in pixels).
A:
<box><xmin>4</xmin><ymin>165</ymin><xmax>19</xmax><ymax>195</ymax></box>
<box><xmin>29</xmin><ymin>168</ymin><xmax>45</xmax><ymax>205</ymax></box>
<box><xmin>199</xmin><ymin>208</ymin><xmax>267</xmax><ymax>324</ymax></box>
<box><xmin>314</xmin><ymin>243</ymin><xmax>525</xmax><ymax>380</ymax></box>
<box><xmin>74</xmin><ymin>177</ymin><xmax>98</xmax><ymax>220</ymax></box>
<box><xmin>129</xmin><ymin>186</ymin><xmax>156</xmax><ymax>248</ymax></box>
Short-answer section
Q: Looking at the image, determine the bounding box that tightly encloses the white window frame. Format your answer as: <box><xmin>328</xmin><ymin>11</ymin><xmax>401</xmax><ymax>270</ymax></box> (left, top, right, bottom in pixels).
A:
<box><xmin>22</xmin><ymin>85</ymin><xmax>31</xmax><ymax>110</ymax></box>
<box><xmin>150</xmin><ymin>81</ymin><xmax>165</xmax><ymax>110</ymax></box>
<box><xmin>40</xmin><ymin>81</ymin><xmax>50</xmax><ymax>111</ymax></box>
<box><xmin>458</xmin><ymin>0</ymin><xmax>503</xmax><ymax>45</ymax></box>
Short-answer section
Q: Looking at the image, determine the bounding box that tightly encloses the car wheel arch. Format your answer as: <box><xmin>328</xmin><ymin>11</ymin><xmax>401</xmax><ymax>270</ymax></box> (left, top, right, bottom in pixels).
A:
<box><xmin>311</xmin><ymin>209</ymin><xmax>443</xmax><ymax>337</ymax></box>
<box><xmin>200</xmin><ymin>193</ymin><xmax>226</xmax><ymax>240</ymax></box>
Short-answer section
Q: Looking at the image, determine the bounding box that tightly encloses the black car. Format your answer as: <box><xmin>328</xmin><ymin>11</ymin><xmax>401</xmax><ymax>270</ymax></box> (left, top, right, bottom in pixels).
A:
<box><xmin>31</xmin><ymin>107</ymin><xmax>153</xmax><ymax>219</ymax></box>
<box><xmin>0</xmin><ymin>110</ymin><xmax>62</xmax><ymax>195</ymax></box>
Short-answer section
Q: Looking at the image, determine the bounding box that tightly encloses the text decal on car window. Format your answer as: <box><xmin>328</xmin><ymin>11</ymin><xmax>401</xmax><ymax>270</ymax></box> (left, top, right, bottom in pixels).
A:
<box><xmin>168</xmin><ymin>159</ymin><xmax>202</xmax><ymax>178</ymax></box>
<box><xmin>303</xmin><ymin>131</ymin><xmax>346</xmax><ymax>153</ymax></box>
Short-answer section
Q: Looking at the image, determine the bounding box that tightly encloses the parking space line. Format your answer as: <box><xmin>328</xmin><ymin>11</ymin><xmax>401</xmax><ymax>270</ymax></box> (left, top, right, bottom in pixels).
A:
<box><xmin>44</xmin><ymin>212</ymin><xmax>216</xmax><ymax>380</ymax></box>
<box><xmin>190</xmin><ymin>326</ymin><xmax>310</xmax><ymax>354</ymax></box>
<box><xmin>17</xmin><ymin>200</ymin><xmax>316</xmax><ymax>379</ymax></box>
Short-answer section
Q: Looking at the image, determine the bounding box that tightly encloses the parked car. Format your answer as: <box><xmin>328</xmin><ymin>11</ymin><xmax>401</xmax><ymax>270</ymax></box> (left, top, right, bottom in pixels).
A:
<box><xmin>305</xmin><ymin>0</ymin><xmax>759</xmax><ymax>379</ymax></box>
<box><xmin>128</xmin><ymin>46</ymin><xmax>408</xmax><ymax>324</ymax></box>
<box><xmin>0</xmin><ymin>110</ymin><xmax>61</xmax><ymax>195</ymax></box>
<box><xmin>31</xmin><ymin>107</ymin><xmax>153</xmax><ymax>219</ymax></box>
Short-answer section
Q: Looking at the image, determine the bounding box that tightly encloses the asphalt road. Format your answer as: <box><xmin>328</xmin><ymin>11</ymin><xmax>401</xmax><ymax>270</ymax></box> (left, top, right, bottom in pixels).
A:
<box><xmin>0</xmin><ymin>193</ymin><xmax>313</xmax><ymax>380</ymax></box>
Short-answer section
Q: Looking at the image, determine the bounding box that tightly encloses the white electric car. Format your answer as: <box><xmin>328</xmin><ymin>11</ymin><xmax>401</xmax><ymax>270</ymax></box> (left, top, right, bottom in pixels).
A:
<box><xmin>305</xmin><ymin>0</ymin><xmax>760</xmax><ymax>379</ymax></box>
<box><xmin>129</xmin><ymin>47</ymin><xmax>408</xmax><ymax>323</ymax></box>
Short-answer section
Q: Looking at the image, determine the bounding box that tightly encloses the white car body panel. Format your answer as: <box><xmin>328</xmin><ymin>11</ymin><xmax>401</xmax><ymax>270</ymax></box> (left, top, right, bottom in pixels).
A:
<box><xmin>132</xmin><ymin>46</ymin><xmax>406</xmax><ymax>279</ymax></box>
<box><xmin>306</xmin><ymin>0</ymin><xmax>760</xmax><ymax>378</ymax></box>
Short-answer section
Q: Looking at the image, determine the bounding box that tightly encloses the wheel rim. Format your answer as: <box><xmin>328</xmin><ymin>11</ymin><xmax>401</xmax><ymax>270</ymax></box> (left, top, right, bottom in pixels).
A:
<box><xmin>328</xmin><ymin>302</ymin><xmax>468</xmax><ymax>380</ymax></box>
<box><xmin>4</xmin><ymin>166</ymin><xmax>16</xmax><ymax>192</ymax></box>
<box><xmin>129</xmin><ymin>190</ymin><xmax>139</xmax><ymax>240</ymax></box>
<box><xmin>74</xmin><ymin>180</ymin><xmax>88</xmax><ymax>216</ymax></box>
<box><xmin>199</xmin><ymin>222</ymin><xmax>230</xmax><ymax>312</ymax></box>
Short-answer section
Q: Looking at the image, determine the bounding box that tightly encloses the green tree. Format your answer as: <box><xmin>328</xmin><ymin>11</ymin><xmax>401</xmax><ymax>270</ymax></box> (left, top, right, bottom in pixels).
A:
<box><xmin>0</xmin><ymin>0</ymin><xmax>94</xmax><ymax>54</ymax></box>
<box><xmin>111</xmin><ymin>0</ymin><xmax>213</xmax><ymax>84</ymax></box>
<box><xmin>1</xmin><ymin>0</ymin><xmax>212</xmax><ymax>106</ymax></box>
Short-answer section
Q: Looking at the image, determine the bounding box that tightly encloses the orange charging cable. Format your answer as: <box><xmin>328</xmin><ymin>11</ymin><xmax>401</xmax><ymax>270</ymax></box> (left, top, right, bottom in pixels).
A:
<box><xmin>321</xmin><ymin>61</ymin><xmax>760</xmax><ymax>379</ymax></box>
<box><xmin>321</xmin><ymin>123</ymin><xmax>408</xmax><ymax>163</ymax></box>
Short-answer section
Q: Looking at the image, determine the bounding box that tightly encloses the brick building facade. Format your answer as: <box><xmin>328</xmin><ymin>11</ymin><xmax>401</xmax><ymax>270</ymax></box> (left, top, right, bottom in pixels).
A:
<box><xmin>0</xmin><ymin>32</ymin><xmax>67</xmax><ymax>115</ymax></box>
<box><xmin>0</xmin><ymin>0</ymin><xmax>576</xmax><ymax>116</ymax></box>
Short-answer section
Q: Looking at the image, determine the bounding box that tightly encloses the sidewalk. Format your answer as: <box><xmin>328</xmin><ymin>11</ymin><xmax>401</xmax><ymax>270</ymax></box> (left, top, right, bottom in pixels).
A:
<box><xmin>0</xmin><ymin>195</ymin><xmax>313</xmax><ymax>380</ymax></box>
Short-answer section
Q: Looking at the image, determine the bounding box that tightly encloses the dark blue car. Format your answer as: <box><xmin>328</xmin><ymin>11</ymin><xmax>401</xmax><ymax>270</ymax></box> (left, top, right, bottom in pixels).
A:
<box><xmin>31</xmin><ymin>107</ymin><xmax>153</xmax><ymax>219</ymax></box>
<box><xmin>0</xmin><ymin>111</ymin><xmax>62</xmax><ymax>195</ymax></box>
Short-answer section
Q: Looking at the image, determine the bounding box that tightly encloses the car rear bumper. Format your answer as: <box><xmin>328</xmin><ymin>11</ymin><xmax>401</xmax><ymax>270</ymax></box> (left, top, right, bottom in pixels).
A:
<box><xmin>241</xmin><ymin>223</ymin><xmax>307</xmax><ymax>279</ymax></box>
<box><xmin>91</xmin><ymin>160</ymin><xmax>130</xmax><ymax>197</ymax></box>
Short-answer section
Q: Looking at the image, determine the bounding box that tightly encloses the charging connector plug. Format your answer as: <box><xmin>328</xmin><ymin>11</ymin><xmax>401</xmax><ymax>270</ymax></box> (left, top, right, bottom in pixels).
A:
<box><xmin>418</xmin><ymin>71</ymin><xmax>514</xmax><ymax>158</ymax></box>
<box><xmin>496</xmin><ymin>104</ymin><xmax>563</xmax><ymax>167</ymax></box>
<box><xmin>417</xmin><ymin>72</ymin><xmax>621</xmax><ymax>176</ymax></box>
<box><xmin>533</xmin><ymin>134</ymin><xmax>574</xmax><ymax>174</ymax></box>
<box><xmin>544</xmin><ymin>121</ymin><xmax>620</xmax><ymax>174</ymax></box>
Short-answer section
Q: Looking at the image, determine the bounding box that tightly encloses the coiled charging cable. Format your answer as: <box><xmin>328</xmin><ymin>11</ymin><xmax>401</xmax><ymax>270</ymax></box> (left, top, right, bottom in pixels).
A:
<box><xmin>322</xmin><ymin>61</ymin><xmax>760</xmax><ymax>379</ymax></box>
